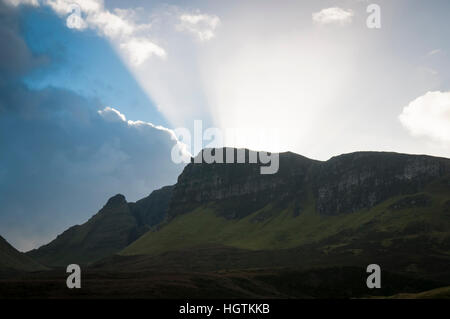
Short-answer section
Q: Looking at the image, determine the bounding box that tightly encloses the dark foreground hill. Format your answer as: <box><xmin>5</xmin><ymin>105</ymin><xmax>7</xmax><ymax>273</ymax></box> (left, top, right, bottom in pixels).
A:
<box><xmin>0</xmin><ymin>236</ymin><xmax>46</xmax><ymax>272</ymax></box>
<box><xmin>27</xmin><ymin>186</ymin><xmax>174</xmax><ymax>266</ymax></box>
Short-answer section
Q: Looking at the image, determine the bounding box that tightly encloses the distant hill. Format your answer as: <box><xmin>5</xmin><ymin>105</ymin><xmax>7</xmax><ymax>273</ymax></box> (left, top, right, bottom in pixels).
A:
<box><xmin>27</xmin><ymin>186</ymin><xmax>174</xmax><ymax>266</ymax></box>
<box><xmin>0</xmin><ymin>236</ymin><xmax>46</xmax><ymax>272</ymax></box>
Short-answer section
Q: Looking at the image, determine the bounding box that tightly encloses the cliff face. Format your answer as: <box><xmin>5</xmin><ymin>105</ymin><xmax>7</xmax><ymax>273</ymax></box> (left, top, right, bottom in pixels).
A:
<box><xmin>130</xmin><ymin>185</ymin><xmax>174</xmax><ymax>228</ymax></box>
<box><xmin>168</xmin><ymin>149</ymin><xmax>450</xmax><ymax>219</ymax></box>
<box><xmin>313</xmin><ymin>152</ymin><xmax>450</xmax><ymax>215</ymax></box>
<box><xmin>168</xmin><ymin>149</ymin><xmax>318</xmax><ymax>219</ymax></box>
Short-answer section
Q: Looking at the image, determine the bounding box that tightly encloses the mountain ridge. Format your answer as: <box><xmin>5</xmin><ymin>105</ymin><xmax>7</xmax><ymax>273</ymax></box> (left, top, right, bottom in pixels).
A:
<box><xmin>26</xmin><ymin>149</ymin><xmax>450</xmax><ymax>274</ymax></box>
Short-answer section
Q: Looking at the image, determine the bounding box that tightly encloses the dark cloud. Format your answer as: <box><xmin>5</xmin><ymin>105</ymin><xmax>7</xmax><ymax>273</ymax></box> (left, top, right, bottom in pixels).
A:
<box><xmin>0</xmin><ymin>2</ymin><xmax>184</xmax><ymax>251</ymax></box>
<box><xmin>0</xmin><ymin>2</ymin><xmax>48</xmax><ymax>80</ymax></box>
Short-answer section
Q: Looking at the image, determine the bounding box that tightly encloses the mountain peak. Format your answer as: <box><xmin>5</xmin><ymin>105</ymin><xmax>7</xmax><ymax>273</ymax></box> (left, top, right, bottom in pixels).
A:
<box><xmin>105</xmin><ymin>194</ymin><xmax>127</xmax><ymax>207</ymax></box>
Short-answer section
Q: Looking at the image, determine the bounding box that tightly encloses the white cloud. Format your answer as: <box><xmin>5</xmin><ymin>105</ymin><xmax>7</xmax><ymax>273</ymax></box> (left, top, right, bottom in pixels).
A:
<box><xmin>45</xmin><ymin>0</ymin><xmax>101</xmax><ymax>15</ymax></box>
<box><xmin>312</xmin><ymin>7</ymin><xmax>354</xmax><ymax>25</ymax></box>
<box><xmin>177</xmin><ymin>12</ymin><xmax>220</xmax><ymax>41</ymax></box>
<box><xmin>87</xmin><ymin>9</ymin><xmax>134</xmax><ymax>38</ymax></box>
<box><xmin>3</xmin><ymin>0</ymin><xmax>39</xmax><ymax>7</ymax></box>
<box><xmin>99</xmin><ymin>106</ymin><xmax>175</xmax><ymax>136</ymax></box>
<box><xmin>120</xmin><ymin>37</ymin><xmax>166</xmax><ymax>66</ymax></box>
<box><xmin>98</xmin><ymin>107</ymin><xmax>191</xmax><ymax>158</ymax></box>
<box><xmin>399</xmin><ymin>91</ymin><xmax>450</xmax><ymax>142</ymax></box>
<box><xmin>43</xmin><ymin>0</ymin><xmax>165</xmax><ymax>65</ymax></box>
<box><xmin>97</xmin><ymin>106</ymin><xmax>126</xmax><ymax>122</ymax></box>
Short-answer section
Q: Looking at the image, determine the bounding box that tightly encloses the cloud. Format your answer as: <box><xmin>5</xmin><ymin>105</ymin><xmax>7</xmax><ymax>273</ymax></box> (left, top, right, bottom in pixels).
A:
<box><xmin>0</xmin><ymin>85</ymin><xmax>185</xmax><ymax>250</ymax></box>
<box><xmin>42</xmin><ymin>0</ymin><xmax>165</xmax><ymax>65</ymax></box>
<box><xmin>45</xmin><ymin>0</ymin><xmax>101</xmax><ymax>14</ymax></box>
<box><xmin>177</xmin><ymin>12</ymin><xmax>220</xmax><ymax>41</ymax></box>
<box><xmin>312</xmin><ymin>7</ymin><xmax>354</xmax><ymax>25</ymax></box>
<box><xmin>120</xmin><ymin>37</ymin><xmax>166</xmax><ymax>65</ymax></box>
<box><xmin>98</xmin><ymin>106</ymin><xmax>191</xmax><ymax>159</ymax></box>
<box><xmin>98</xmin><ymin>106</ymin><xmax>126</xmax><ymax>122</ymax></box>
<box><xmin>0</xmin><ymin>1</ymin><xmax>47</xmax><ymax>78</ymax></box>
<box><xmin>427</xmin><ymin>49</ymin><xmax>442</xmax><ymax>56</ymax></box>
<box><xmin>0</xmin><ymin>2</ymin><xmax>184</xmax><ymax>251</ymax></box>
<box><xmin>3</xmin><ymin>0</ymin><xmax>39</xmax><ymax>7</ymax></box>
<box><xmin>399</xmin><ymin>91</ymin><xmax>450</xmax><ymax>142</ymax></box>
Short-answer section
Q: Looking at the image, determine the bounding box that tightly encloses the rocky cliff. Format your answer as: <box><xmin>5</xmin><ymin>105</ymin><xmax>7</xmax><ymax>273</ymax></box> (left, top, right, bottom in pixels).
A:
<box><xmin>168</xmin><ymin>149</ymin><xmax>450</xmax><ymax>219</ymax></box>
<box><xmin>168</xmin><ymin>149</ymin><xmax>318</xmax><ymax>219</ymax></box>
<box><xmin>313</xmin><ymin>152</ymin><xmax>450</xmax><ymax>215</ymax></box>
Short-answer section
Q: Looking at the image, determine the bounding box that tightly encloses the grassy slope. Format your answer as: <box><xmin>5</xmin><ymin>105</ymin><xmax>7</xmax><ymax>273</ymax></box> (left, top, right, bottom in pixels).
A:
<box><xmin>122</xmin><ymin>178</ymin><xmax>450</xmax><ymax>256</ymax></box>
<box><xmin>386</xmin><ymin>286</ymin><xmax>450</xmax><ymax>299</ymax></box>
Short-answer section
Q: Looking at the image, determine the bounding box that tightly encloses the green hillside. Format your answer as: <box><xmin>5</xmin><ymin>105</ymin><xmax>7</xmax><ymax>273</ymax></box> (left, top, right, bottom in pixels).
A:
<box><xmin>122</xmin><ymin>184</ymin><xmax>450</xmax><ymax>257</ymax></box>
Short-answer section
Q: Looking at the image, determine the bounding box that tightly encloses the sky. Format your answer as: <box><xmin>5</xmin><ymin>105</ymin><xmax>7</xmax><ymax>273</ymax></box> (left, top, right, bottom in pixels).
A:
<box><xmin>0</xmin><ymin>0</ymin><xmax>450</xmax><ymax>251</ymax></box>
